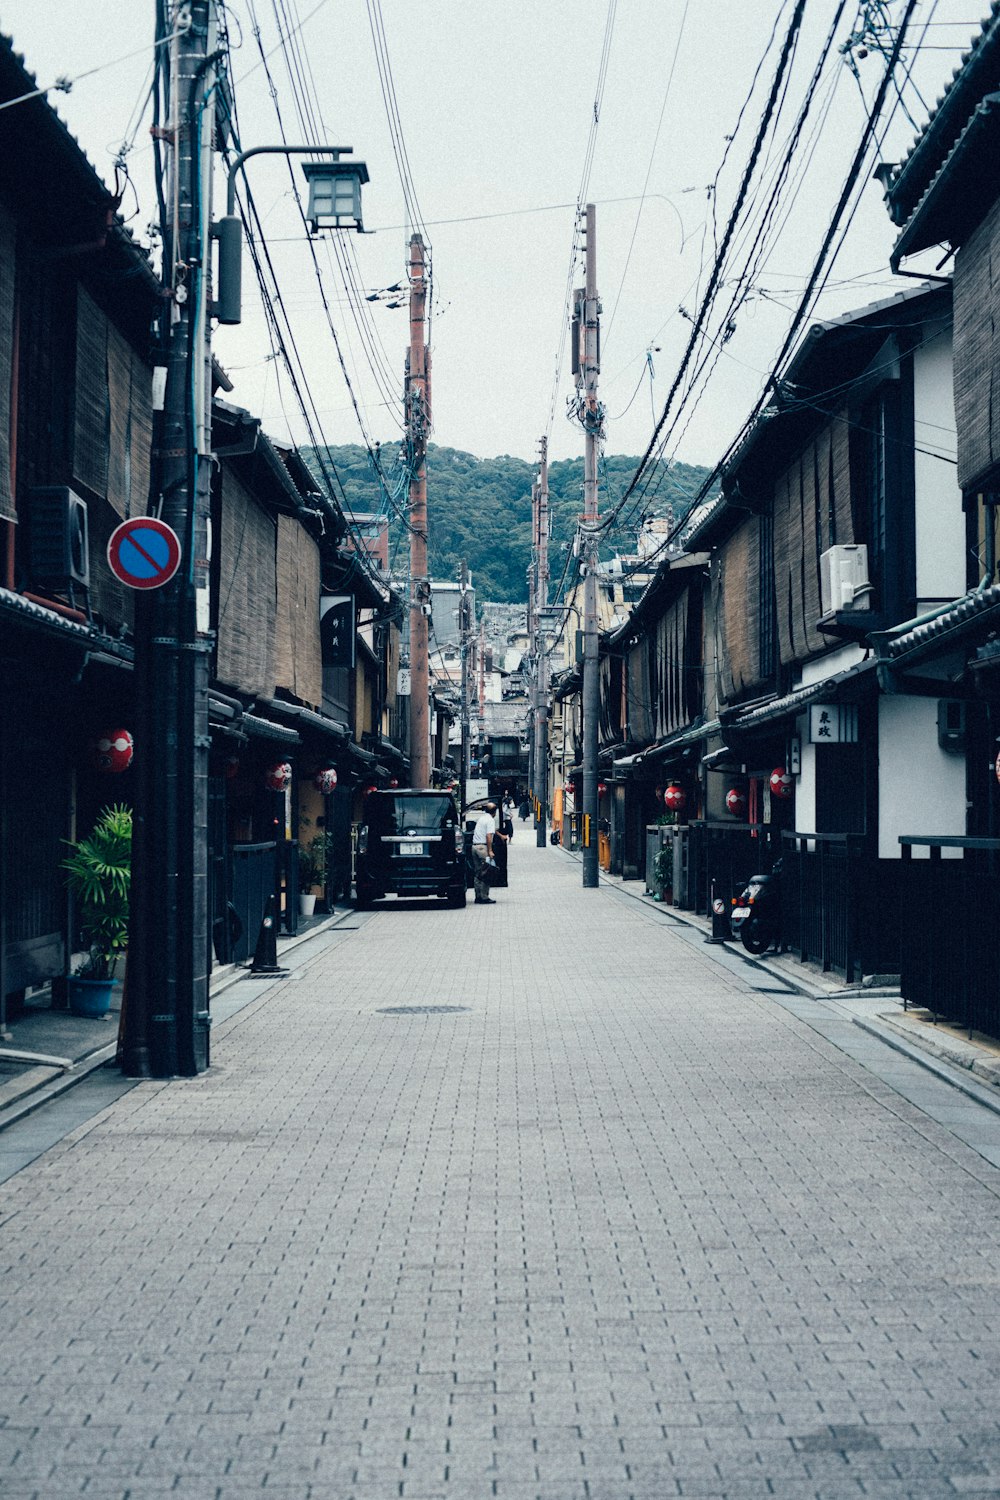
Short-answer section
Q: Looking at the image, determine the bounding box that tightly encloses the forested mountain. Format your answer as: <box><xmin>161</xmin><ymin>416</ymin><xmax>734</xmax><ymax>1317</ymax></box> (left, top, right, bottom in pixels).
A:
<box><xmin>306</xmin><ymin>444</ymin><xmax>712</xmax><ymax>603</ymax></box>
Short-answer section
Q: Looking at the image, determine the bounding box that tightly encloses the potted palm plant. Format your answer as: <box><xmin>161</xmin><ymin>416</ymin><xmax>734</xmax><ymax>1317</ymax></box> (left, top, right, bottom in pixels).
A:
<box><xmin>62</xmin><ymin>804</ymin><xmax>132</xmax><ymax>1017</ymax></box>
<box><xmin>297</xmin><ymin>835</ymin><xmax>326</xmax><ymax>917</ymax></box>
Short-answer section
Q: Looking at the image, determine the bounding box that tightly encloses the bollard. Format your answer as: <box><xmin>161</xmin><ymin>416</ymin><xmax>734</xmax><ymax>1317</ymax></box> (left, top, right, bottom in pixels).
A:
<box><xmin>705</xmin><ymin>879</ymin><xmax>731</xmax><ymax>944</ymax></box>
<box><xmin>246</xmin><ymin>894</ymin><xmax>291</xmax><ymax>976</ymax></box>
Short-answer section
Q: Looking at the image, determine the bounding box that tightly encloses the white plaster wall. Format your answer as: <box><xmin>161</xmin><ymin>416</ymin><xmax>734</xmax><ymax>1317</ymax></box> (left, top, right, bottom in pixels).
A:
<box><xmin>795</xmin><ymin>721</ymin><xmax>817</xmax><ymax>836</ymax></box>
<box><xmin>913</xmin><ymin>328</ymin><xmax>965</xmax><ymax>603</ymax></box>
<box><xmin>799</xmin><ymin>643</ymin><xmax>865</xmax><ymax>688</ymax></box>
<box><xmin>878</xmin><ymin>695</ymin><xmax>966</xmax><ymax>859</ymax></box>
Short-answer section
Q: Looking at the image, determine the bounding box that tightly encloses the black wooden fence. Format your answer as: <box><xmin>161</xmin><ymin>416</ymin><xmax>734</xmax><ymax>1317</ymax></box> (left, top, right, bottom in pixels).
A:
<box><xmin>230</xmin><ymin>842</ymin><xmax>278</xmax><ymax>964</ymax></box>
<box><xmin>898</xmin><ymin>836</ymin><xmax>1000</xmax><ymax>1038</ymax></box>
<box><xmin>687</xmin><ymin>823</ymin><xmax>902</xmax><ymax>983</ymax></box>
<box><xmin>688</xmin><ymin>821</ymin><xmax>782</xmax><ymax>917</ymax></box>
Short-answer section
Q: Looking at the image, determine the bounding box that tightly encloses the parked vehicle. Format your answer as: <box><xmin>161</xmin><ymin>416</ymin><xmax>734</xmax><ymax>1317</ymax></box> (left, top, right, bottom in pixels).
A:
<box><xmin>355</xmin><ymin>790</ymin><xmax>467</xmax><ymax>908</ymax></box>
<box><xmin>730</xmin><ymin>864</ymin><xmax>782</xmax><ymax>954</ymax></box>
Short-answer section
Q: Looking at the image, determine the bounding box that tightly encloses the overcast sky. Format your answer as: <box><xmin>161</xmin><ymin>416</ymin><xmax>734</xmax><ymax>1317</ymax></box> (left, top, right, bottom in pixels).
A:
<box><xmin>0</xmin><ymin>1</ymin><xmax>981</xmax><ymax>475</ymax></box>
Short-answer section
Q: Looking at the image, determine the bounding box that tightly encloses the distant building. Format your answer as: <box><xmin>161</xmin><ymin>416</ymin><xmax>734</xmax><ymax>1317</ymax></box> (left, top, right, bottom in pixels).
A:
<box><xmin>342</xmin><ymin>512</ymin><xmax>389</xmax><ymax>572</ymax></box>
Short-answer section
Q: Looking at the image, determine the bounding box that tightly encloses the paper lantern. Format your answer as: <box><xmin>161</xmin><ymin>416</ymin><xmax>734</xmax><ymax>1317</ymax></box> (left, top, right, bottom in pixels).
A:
<box><xmin>92</xmin><ymin>729</ymin><xmax>133</xmax><ymax>774</ymax></box>
<box><xmin>725</xmin><ymin>786</ymin><xmax>747</xmax><ymax>818</ymax></box>
<box><xmin>597</xmin><ymin>781</ymin><xmax>608</xmax><ymax>796</ymax></box>
<box><xmin>363</xmin><ymin>783</ymin><xmax>378</xmax><ymax>797</ymax></box>
<box><xmin>265</xmin><ymin>761</ymin><xmax>292</xmax><ymax>792</ymax></box>
<box><xmin>769</xmin><ymin>766</ymin><xmax>793</xmax><ymax>800</ymax></box>
<box><xmin>314</xmin><ymin>767</ymin><xmax>338</xmax><ymax>795</ymax></box>
<box><xmin>389</xmin><ymin>778</ymin><xmax>399</xmax><ymax>788</ymax></box>
<box><xmin>664</xmin><ymin>783</ymin><xmax>686</xmax><ymax>813</ymax></box>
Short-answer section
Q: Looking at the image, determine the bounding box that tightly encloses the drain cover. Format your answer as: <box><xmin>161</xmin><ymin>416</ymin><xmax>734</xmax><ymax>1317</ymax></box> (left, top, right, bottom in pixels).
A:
<box><xmin>377</xmin><ymin>1004</ymin><xmax>470</xmax><ymax>1015</ymax></box>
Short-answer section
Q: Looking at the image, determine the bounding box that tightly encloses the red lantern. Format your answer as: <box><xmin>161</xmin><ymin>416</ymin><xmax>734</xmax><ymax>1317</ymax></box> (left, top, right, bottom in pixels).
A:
<box><xmin>363</xmin><ymin>783</ymin><xmax>378</xmax><ymax>797</ymax></box>
<box><xmin>769</xmin><ymin>766</ymin><xmax>793</xmax><ymax>800</ymax></box>
<box><xmin>92</xmin><ymin>729</ymin><xmax>133</xmax><ymax>774</ymax></box>
<box><xmin>314</xmin><ymin>767</ymin><xmax>338</xmax><ymax>795</ymax></box>
<box><xmin>265</xmin><ymin>761</ymin><xmax>292</xmax><ymax>792</ymax></box>
<box><xmin>597</xmin><ymin>781</ymin><xmax>608</xmax><ymax>797</ymax></box>
<box><xmin>664</xmin><ymin>782</ymin><xmax>686</xmax><ymax>813</ymax></box>
<box><xmin>725</xmin><ymin>786</ymin><xmax>747</xmax><ymax>818</ymax></box>
<box><xmin>563</xmin><ymin>784</ymin><xmax>574</xmax><ymax>797</ymax></box>
<box><xmin>389</xmin><ymin>778</ymin><xmax>399</xmax><ymax>789</ymax></box>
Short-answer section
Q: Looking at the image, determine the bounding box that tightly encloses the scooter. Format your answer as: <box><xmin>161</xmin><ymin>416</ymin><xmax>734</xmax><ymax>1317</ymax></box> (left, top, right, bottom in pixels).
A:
<box><xmin>730</xmin><ymin>863</ymin><xmax>782</xmax><ymax>954</ymax></box>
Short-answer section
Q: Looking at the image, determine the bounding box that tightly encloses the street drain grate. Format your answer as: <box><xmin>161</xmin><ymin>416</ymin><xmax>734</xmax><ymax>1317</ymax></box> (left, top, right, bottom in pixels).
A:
<box><xmin>377</xmin><ymin>1005</ymin><xmax>470</xmax><ymax>1015</ymax></box>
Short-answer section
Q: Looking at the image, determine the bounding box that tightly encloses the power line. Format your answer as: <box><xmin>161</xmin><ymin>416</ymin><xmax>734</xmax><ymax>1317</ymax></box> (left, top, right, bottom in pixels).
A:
<box><xmin>606</xmin><ymin>0</ymin><xmax>810</xmax><ymax>531</ymax></box>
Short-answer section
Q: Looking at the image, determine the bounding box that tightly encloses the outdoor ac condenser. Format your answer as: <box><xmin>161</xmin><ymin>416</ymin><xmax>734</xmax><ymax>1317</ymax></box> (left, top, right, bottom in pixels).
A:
<box><xmin>819</xmin><ymin>544</ymin><xmax>871</xmax><ymax>615</ymax></box>
<box><xmin>27</xmin><ymin>486</ymin><xmax>90</xmax><ymax>592</ymax></box>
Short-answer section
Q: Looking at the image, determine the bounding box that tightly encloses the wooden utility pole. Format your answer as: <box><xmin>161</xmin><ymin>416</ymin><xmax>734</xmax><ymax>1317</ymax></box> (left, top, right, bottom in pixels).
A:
<box><xmin>459</xmin><ymin>558</ymin><xmax>471</xmax><ymax>797</ymax></box>
<box><xmin>407</xmin><ymin>233</ymin><xmax>430</xmax><ymax>787</ymax></box>
<box><xmin>578</xmin><ymin>203</ymin><xmax>601</xmax><ymax>888</ymax></box>
<box><xmin>534</xmin><ymin>436</ymin><xmax>550</xmax><ymax>848</ymax></box>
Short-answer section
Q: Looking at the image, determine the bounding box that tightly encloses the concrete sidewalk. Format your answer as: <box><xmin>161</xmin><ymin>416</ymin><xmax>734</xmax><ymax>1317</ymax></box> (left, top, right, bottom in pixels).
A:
<box><xmin>590</xmin><ymin>850</ymin><xmax>1000</xmax><ymax>1110</ymax></box>
<box><xmin>0</xmin><ymin>905</ymin><xmax>359</xmax><ymax>1131</ymax></box>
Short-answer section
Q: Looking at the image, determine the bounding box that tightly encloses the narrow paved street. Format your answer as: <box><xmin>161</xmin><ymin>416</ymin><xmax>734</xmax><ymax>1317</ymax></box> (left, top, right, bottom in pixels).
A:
<box><xmin>3</xmin><ymin>839</ymin><xmax>1000</xmax><ymax>1499</ymax></box>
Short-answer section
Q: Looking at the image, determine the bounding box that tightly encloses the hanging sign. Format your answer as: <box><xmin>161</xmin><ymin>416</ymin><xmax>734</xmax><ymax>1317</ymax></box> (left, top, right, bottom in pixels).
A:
<box><xmin>320</xmin><ymin>594</ymin><xmax>356</xmax><ymax>669</ymax></box>
<box><xmin>107</xmin><ymin>517</ymin><xmax>181</xmax><ymax>590</ymax></box>
<box><xmin>808</xmin><ymin>704</ymin><xmax>858</xmax><ymax>744</ymax></box>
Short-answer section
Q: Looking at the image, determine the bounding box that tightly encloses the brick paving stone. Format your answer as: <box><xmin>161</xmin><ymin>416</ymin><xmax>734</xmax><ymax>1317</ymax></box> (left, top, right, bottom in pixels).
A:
<box><xmin>2</xmin><ymin>841</ymin><xmax>1000</xmax><ymax>1497</ymax></box>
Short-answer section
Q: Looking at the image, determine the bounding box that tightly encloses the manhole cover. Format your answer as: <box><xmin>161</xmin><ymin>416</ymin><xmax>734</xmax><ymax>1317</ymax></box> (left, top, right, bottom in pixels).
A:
<box><xmin>377</xmin><ymin>1005</ymin><xmax>470</xmax><ymax>1015</ymax></box>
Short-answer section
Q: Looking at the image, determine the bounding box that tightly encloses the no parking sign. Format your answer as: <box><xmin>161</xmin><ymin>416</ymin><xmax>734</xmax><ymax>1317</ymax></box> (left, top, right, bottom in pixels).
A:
<box><xmin>107</xmin><ymin>517</ymin><xmax>182</xmax><ymax>590</ymax></box>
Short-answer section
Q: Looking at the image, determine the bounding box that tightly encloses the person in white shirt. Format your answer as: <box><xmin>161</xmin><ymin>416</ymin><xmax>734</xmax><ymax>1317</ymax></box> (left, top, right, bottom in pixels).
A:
<box><xmin>471</xmin><ymin>802</ymin><xmax>497</xmax><ymax>904</ymax></box>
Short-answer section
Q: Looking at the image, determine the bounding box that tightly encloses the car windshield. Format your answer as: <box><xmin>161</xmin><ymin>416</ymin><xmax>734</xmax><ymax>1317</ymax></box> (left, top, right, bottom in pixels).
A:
<box><xmin>368</xmin><ymin>795</ymin><xmax>456</xmax><ymax>834</ymax></box>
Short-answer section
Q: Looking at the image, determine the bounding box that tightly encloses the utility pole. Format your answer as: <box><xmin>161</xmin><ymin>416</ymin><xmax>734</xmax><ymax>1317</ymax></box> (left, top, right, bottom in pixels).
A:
<box><xmin>534</xmin><ymin>436</ymin><xmax>550</xmax><ymax>849</ymax></box>
<box><xmin>478</xmin><ymin>616</ymin><xmax>487</xmax><ymax>770</ymax></box>
<box><xmin>459</xmin><ymin>558</ymin><xmax>471</xmax><ymax>797</ymax></box>
<box><xmin>125</xmin><ymin>0</ymin><xmax>218</xmax><ymax>1077</ymax></box>
<box><xmin>527</xmin><ymin>478</ymin><xmax>538</xmax><ymax>807</ymax></box>
<box><xmin>407</xmin><ymin>233</ymin><xmax>431</xmax><ymax>788</ymax></box>
<box><xmin>576</xmin><ymin>203</ymin><xmax>602</xmax><ymax>888</ymax></box>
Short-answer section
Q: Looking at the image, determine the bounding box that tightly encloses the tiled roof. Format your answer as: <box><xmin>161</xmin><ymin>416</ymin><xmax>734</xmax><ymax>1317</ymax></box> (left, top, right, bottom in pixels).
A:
<box><xmin>874</xmin><ymin>585</ymin><xmax>1000</xmax><ymax>662</ymax></box>
<box><xmin>887</xmin><ymin>4</ymin><xmax>1000</xmax><ymax>224</ymax></box>
<box><xmin>720</xmin><ymin>661</ymin><xmax>875</xmax><ymax>732</ymax></box>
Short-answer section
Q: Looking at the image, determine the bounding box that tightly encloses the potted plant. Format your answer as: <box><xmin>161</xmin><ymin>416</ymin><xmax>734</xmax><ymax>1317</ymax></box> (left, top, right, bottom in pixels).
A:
<box><xmin>653</xmin><ymin>846</ymin><xmax>673</xmax><ymax>904</ymax></box>
<box><xmin>62</xmin><ymin>804</ymin><xmax>132</xmax><ymax>1017</ymax></box>
<box><xmin>297</xmin><ymin>835</ymin><xmax>326</xmax><ymax>917</ymax></box>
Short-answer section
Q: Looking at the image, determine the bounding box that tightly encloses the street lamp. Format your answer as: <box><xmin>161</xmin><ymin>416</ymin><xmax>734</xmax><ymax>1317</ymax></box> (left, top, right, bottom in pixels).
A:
<box><xmin>215</xmin><ymin>146</ymin><xmax>370</xmax><ymax>325</ymax></box>
<box><xmin>301</xmin><ymin>156</ymin><xmax>370</xmax><ymax>233</ymax></box>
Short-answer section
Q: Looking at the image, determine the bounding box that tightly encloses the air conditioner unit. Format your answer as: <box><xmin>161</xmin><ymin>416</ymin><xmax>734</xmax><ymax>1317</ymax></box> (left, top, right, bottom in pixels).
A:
<box><xmin>27</xmin><ymin>486</ymin><xmax>90</xmax><ymax>592</ymax></box>
<box><xmin>820</xmin><ymin>544</ymin><xmax>871</xmax><ymax>616</ymax></box>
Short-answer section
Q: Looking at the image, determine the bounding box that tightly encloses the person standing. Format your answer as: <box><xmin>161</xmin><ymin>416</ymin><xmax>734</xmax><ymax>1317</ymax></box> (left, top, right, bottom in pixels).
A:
<box><xmin>492</xmin><ymin>815</ymin><xmax>509</xmax><ymax>888</ymax></box>
<box><xmin>502</xmin><ymin>793</ymin><xmax>515</xmax><ymax>841</ymax></box>
<box><xmin>471</xmin><ymin>801</ymin><xmax>498</xmax><ymax>905</ymax></box>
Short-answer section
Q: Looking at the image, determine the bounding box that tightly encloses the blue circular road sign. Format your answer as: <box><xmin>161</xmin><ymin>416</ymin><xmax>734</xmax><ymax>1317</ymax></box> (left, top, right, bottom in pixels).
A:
<box><xmin>107</xmin><ymin>517</ymin><xmax>182</xmax><ymax>591</ymax></box>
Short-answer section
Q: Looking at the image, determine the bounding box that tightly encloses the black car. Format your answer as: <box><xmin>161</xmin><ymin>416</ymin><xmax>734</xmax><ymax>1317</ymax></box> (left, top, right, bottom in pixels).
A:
<box><xmin>355</xmin><ymin>789</ymin><xmax>467</xmax><ymax>908</ymax></box>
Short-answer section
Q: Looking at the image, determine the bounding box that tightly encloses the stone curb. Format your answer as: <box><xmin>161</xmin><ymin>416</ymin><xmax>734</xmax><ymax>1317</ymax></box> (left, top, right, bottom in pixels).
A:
<box><xmin>0</xmin><ymin>905</ymin><xmax>361</xmax><ymax>1134</ymax></box>
<box><xmin>558</xmin><ymin>843</ymin><xmax>1000</xmax><ymax>1114</ymax></box>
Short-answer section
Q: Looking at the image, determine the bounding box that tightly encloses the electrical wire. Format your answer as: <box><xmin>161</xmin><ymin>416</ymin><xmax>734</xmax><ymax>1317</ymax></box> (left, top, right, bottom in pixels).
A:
<box><xmin>542</xmin><ymin>0</ymin><xmax>618</xmax><ymax>446</ymax></box>
<box><xmin>604</xmin><ymin>0</ymin><xmax>809</xmax><ymax>534</ymax></box>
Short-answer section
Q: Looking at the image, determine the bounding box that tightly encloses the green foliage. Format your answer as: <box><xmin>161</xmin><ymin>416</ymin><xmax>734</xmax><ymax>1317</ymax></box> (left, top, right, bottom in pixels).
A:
<box><xmin>297</xmin><ymin>837</ymin><xmax>327</xmax><ymax>890</ymax></box>
<box><xmin>62</xmin><ymin>804</ymin><xmax>132</xmax><ymax>980</ymax></box>
<box><xmin>306</xmin><ymin>443</ymin><xmax>713</xmax><ymax>603</ymax></box>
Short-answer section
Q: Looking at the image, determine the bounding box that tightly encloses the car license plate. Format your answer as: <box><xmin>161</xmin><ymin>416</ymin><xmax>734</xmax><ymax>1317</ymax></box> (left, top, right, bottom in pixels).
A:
<box><xmin>731</xmin><ymin>906</ymin><xmax>751</xmax><ymax>920</ymax></box>
<box><xmin>399</xmin><ymin>841</ymin><xmax>424</xmax><ymax>855</ymax></box>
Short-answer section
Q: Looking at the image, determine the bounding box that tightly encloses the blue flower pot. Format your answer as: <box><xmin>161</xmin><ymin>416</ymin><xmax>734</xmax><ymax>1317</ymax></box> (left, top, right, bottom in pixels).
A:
<box><xmin>68</xmin><ymin>977</ymin><xmax>114</xmax><ymax>1018</ymax></box>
